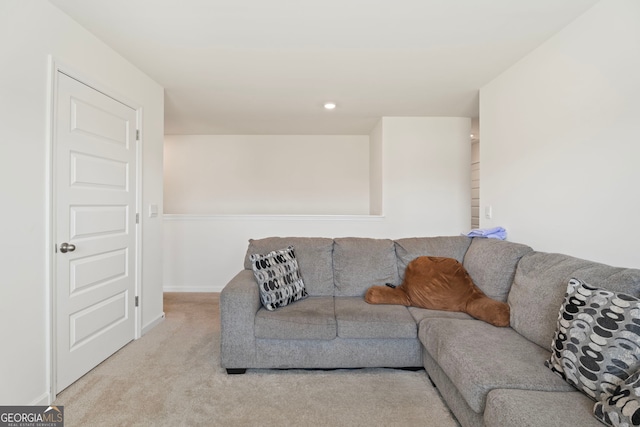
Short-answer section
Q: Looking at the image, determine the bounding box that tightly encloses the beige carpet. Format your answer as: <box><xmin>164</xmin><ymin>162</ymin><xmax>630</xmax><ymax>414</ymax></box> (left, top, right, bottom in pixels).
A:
<box><xmin>54</xmin><ymin>293</ymin><xmax>459</xmax><ymax>426</ymax></box>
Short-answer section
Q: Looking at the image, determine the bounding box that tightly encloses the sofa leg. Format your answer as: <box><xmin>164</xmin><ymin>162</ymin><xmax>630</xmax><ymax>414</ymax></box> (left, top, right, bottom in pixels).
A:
<box><xmin>226</xmin><ymin>368</ymin><xmax>247</xmax><ymax>375</ymax></box>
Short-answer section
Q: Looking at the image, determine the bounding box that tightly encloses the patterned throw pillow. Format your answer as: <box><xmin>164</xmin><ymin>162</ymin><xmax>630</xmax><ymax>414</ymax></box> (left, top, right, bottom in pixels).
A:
<box><xmin>545</xmin><ymin>278</ymin><xmax>640</xmax><ymax>402</ymax></box>
<box><xmin>593</xmin><ymin>369</ymin><xmax>640</xmax><ymax>426</ymax></box>
<box><xmin>250</xmin><ymin>246</ymin><xmax>307</xmax><ymax>311</ymax></box>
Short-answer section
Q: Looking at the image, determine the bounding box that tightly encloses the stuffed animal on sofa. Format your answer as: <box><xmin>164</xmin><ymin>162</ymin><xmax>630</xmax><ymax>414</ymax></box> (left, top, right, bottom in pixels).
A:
<box><xmin>364</xmin><ymin>256</ymin><xmax>510</xmax><ymax>327</ymax></box>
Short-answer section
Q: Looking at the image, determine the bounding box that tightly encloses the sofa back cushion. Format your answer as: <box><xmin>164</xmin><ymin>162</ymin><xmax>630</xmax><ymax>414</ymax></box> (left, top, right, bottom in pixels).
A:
<box><xmin>462</xmin><ymin>238</ymin><xmax>533</xmax><ymax>302</ymax></box>
<box><xmin>244</xmin><ymin>237</ymin><xmax>335</xmax><ymax>296</ymax></box>
<box><xmin>394</xmin><ymin>236</ymin><xmax>472</xmax><ymax>281</ymax></box>
<box><xmin>508</xmin><ymin>251</ymin><xmax>640</xmax><ymax>349</ymax></box>
<box><xmin>333</xmin><ymin>237</ymin><xmax>400</xmax><ymax>297</ymax></box>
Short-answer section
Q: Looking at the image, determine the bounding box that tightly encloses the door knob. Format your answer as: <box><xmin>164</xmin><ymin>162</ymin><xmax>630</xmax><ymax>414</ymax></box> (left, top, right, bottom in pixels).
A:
<box><xmin>60</xmin><ymin>243</ymin><xmax>76</xmax><ymax>253</ymax></box>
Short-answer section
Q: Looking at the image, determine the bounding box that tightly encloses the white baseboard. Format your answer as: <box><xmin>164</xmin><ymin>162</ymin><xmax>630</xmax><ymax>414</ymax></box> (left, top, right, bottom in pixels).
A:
<box><xmin>163</xmin><ymin>285</ymin><xmax>223</xmax><ymax>293</ymax></box>
<box><xmin>141</xmin><ymin>312</ymin><xmax>165</xmax><ymax>336</ymax></box>
<box><xmin>30</xmin><ymin>391</ymin><xmax>50</xmax><ymax>406</ymax></box>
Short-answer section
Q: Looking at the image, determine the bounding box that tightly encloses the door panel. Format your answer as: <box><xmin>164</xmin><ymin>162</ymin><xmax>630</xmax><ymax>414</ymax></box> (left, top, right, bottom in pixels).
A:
<box><xmin>70</xmin><ymin>97</ymin><xmax>130</xmax><ymax>146</ymax></box>
<box><xmin>55</xmin><ymin>72</ymin><xmax>137</xmax><ymax>393</ymax></box>
<box><xmin>70</xmin><ymin>152</ymin><xmax>128</xmax><ymax>190</ymax></box>
<box><xmin>69</xmin><ymin>291</ymin><xmax>128</xmax><ymax>350</ymax></box>
<box><xmin>69</xmin><ymin>249</ymin><xmax>128</xmax><ymax>295</ymax></box>
<box><xmin>69</xmin><ymin>205</ymin><xmax>128</xmax><ymax>239</ymax></box>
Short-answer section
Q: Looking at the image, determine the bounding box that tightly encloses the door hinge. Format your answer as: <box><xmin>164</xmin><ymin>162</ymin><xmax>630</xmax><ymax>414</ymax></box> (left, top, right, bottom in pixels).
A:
<box><xmin>136</xmin><ymin>213</ymin><xmax>139</xmax><ymax>224</ymax></box>
<box><xmin>135</xmin><ymin>296</ymin><xmax>139</xmax><ymax>307</ymax></box>
<box><xmin>136</xmin><ymin>129</ymin><xmax>140</xmax><ymax>141</ymax></box>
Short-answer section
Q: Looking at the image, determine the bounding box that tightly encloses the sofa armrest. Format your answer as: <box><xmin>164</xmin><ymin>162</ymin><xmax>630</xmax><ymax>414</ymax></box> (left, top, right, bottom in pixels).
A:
<box><xmin>220</xmin><ymin>270</ymin><xmax>261</xmax><ymax>369</ymax></box>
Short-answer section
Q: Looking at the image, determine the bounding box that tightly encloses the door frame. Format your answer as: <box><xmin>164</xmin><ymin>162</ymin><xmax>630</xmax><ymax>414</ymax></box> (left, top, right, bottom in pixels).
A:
<box><xmin>46</xmin><ymin>57</ymin><xmax>143</xmax><ymax>402</ymax></box>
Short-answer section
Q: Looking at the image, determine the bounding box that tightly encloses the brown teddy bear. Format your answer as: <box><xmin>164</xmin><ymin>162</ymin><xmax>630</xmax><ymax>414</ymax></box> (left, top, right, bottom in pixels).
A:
<box><xmin>364</xmin><ymin>256</ymin><xmax>510</xmax><ymax>327</ymax></box>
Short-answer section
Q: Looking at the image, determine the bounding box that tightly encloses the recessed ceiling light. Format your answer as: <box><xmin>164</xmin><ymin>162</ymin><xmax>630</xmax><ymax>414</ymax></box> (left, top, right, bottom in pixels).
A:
<box><xmin>324</xmin><ymin>102</ymin><xmax>336</xmax><ymax>110</ymax></box>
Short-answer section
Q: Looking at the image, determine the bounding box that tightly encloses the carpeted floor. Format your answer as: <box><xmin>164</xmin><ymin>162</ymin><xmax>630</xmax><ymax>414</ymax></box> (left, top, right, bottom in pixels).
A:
<box><xmin>54</xmin><ymin>292</ymin><xmax>459</xmax><ymax>426</ymax></box>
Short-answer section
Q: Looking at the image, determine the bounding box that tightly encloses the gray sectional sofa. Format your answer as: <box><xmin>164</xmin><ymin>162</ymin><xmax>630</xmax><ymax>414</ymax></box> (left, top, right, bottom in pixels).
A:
<box><xmin>220</xmin><ymin>236</ymin><xmax>640</xmax><ymax>427</ymax></box>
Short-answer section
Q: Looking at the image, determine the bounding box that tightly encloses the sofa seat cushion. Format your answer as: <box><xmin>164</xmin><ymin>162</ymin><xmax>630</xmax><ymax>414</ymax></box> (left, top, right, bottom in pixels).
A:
<box><xmin>335</xmin><ymin>297</ymin><xmax>417</xmax><ymax>339</ymax></box>
<box><xmin>255</xmin><ymin>296</ymin><xmax>336</xmax><ymax>340</ymax></box>
<box><xmin>408</xmin><ymin>307</ymin><xmax>473</xmax><ymax>324</ymax></box>
<box><xmin>484</xmin><ymin>389</ymin><xmax>603</xmax><ymax>427</ymax></box>
<box><xmin>419</xmin><ymin>318</ymin><xmax>574</xmax><ymax>413</ymax></box>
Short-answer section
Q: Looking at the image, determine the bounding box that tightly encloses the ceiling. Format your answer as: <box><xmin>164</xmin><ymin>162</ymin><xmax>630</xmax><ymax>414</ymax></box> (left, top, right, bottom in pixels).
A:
<box><xmin>50</xmin><ymin>0</ymin><xmax>599</xmax><ymax>135</ymax></box>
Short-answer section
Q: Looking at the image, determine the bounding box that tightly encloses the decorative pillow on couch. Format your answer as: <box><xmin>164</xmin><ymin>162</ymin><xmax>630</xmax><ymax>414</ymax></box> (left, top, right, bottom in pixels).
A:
<box><xmin>250</xmin><ymin>246</ymin><xmax>307</xmax><ymax>311</ymax></box>
<box><xmin>545</xmin><ymin>278</ymin><xmax>640</xmax><ymax>403</ymax></box>
<box><xmin>593</xmin><ymin>369</ymin><xmax>640</xmax><ymax>426</ymax></box>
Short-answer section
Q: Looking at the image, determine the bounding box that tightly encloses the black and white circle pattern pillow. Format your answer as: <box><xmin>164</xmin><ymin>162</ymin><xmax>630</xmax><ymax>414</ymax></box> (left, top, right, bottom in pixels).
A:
<box><xmin>250</xmin><ymin>246</ymin><xmax>308</xmax><ymax>311</ymax></box>
<box><xmin>545</xmin><ymin>278</ymin><xmax>640</xmax><ymax>403</ymax></box>
<box><xmin>593</xmin><ymin>369</ymin><xmax>640</xmax><ymax>426</ymax></box>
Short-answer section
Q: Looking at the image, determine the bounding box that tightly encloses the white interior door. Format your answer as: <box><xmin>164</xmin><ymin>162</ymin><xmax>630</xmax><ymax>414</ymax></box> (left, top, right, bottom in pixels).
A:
<box><xmin>54</xmin><ymin>72</ymin><xmax>138</xmax><ymax>393</ymax></box>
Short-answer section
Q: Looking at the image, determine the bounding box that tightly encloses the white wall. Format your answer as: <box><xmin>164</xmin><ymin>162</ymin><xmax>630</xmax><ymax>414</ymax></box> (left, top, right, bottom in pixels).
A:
<box><xmin>369</xmin><ymin>120</ymin><xmax>383</xmax><ymax>215</ymax></box>
<box><xmin>163</xmin><ymin>117</ymin><xmax>471</xmax><ymax>292</ymax></box>
<box><xmin>0</xmin><ymin>1</ymin><xmax>164</xmax><ymax>405</ymax></box>
<box><xmin>164</xmin><ymin>135</ymin><xmax>370</xmax><ymax>215</ymax></box>
<box><xmin>382</xmin><ymin>117</ymin><xmax>471</xmax><ymax>234</ymax></box>
<box><xmin>480</xmin><ymin>0</ymin><xmax>640</xmax><ymax>269</ymax></box>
